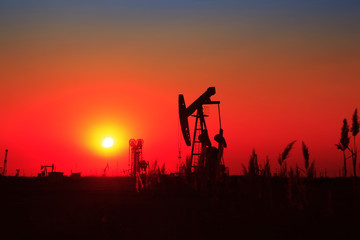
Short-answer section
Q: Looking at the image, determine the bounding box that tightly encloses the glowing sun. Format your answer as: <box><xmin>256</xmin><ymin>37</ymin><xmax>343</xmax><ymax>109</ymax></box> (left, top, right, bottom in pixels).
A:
<box><xmin>102</xmin><ymin>137</ymin><xmax>114</xmax><ymax>148</ymax></box>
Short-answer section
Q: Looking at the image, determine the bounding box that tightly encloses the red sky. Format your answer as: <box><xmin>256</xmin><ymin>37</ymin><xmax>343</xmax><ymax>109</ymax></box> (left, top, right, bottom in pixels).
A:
<box><xmin>0</xmin><ymin>1</ymin><xmax>359</xmax><ymax>176</ymax></box>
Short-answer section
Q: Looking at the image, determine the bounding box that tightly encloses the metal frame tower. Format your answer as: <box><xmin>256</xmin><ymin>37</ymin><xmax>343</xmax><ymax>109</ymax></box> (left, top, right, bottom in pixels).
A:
<box><xmin>129</xmin><ymin>139</ymin><xmax>148</xmax><ymax>176</ymax></box>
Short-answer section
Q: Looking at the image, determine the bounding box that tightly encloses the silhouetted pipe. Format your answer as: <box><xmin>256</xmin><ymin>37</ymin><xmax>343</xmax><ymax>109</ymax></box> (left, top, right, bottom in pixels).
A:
<box><xmin>3</xmin><ymin>149</ymin><xmax>8</xmax><ymax>176</ymax></box>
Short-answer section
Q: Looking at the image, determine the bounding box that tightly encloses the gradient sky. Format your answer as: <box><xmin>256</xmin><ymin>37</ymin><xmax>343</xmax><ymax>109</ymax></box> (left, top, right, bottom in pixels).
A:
<box><xmin>0</xmin><ymin>0</ymin><xmax>359</xmax><ymax>176</ymax></box>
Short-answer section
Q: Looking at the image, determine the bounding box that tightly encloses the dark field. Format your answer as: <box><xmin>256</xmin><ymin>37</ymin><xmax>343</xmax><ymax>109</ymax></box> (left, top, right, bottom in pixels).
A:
<box><xmin>1</xmin><ymin>176</ymin><xmax>360</xmax><ymax>240</ymax></box>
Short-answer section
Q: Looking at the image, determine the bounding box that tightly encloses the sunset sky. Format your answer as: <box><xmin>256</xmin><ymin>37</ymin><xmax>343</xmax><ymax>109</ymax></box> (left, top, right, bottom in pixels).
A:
<box><xmin>0</xmin><ymin>1</ymin><xmax>359</xmax><ymax>176</ymax></box>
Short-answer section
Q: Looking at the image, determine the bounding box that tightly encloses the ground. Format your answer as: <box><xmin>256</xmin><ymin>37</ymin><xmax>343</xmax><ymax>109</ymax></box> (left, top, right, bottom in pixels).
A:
<box><xmin>1</xmin><ymin>176</ymin><xmax>359</xmax><ymax>240</ymax></box>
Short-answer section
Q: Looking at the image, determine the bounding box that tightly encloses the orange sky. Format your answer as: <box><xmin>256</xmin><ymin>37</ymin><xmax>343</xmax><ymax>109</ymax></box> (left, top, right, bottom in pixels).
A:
<box><xmin>0</xmin><ymin>1</ymin><xmax>359</xmax><ymax>176</ymax></box>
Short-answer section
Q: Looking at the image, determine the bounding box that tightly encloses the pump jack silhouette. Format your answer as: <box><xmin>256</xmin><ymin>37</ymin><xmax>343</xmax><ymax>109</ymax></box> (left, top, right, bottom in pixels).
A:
<box><xmin>179</xmin><ymin>87</ymin><xmax>227</xmax><ymax>183</ymax></box>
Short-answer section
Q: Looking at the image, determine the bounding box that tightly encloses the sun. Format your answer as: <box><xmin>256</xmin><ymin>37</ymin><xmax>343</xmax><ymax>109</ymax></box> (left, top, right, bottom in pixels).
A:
<box><xmin>84</xmin><ymin>123</ymin><xmax>129</xmax><ymax>156</ymax></box>
<box><xmin>102</xmin><ymin>137</ymin><xmax>114</xmax><ymax>148</ymax></box>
